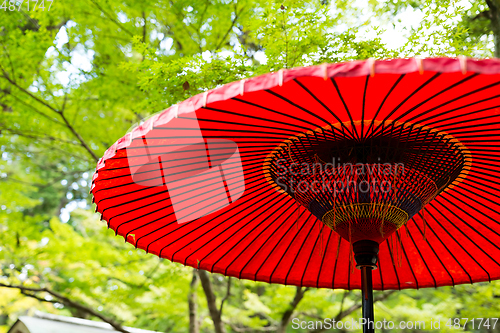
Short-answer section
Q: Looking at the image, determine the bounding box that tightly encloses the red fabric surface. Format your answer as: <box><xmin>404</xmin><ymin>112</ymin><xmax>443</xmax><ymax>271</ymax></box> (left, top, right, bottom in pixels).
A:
<box><xmin>92</xmin><ymin>57</ymin><xmax>500</xmax><ymax>290</ymax></box>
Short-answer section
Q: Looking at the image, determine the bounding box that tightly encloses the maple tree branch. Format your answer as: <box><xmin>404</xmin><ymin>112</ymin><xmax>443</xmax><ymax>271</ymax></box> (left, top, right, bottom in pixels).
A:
<box><xmin>224</xmin><ymin>322</ymin><xmax>278</xmax><ymax>332</ymax></box>
<box><xmin>335</xmin><ymin>290</ymin><xmax>350</xmax><ymax>321</ymax></box>
<box><xmin>0</xmin><ymin>71</ymin><xmax>99</xmax><ymax>161</ymax></box>
<box><xmin>188</xmin><ymin>269</ymin><xmax>200</xmax><ymax>333</ymax></box>
<box><xmin>0</xmin><ymin>283</ymin><xmax>130</xmax><ymax>333</ymax></box>
<box><xmin>59</xmin><ymin>111</ymin><xmax>99</xmax><ymax>161</ymax></box>
<box><xmin>0</xmin><ymin>71</ymin><xmax>61</xmax><ymax>115</ymax></box>
<box><xmin>0</xmin><ymin>128</ymin><xmax>80</xmax><ymax>145</ymax></box>
<box><xmin>198</xmin><ymin>270</ymin><xmax>226</xmax><ymax>333</ymax></box>
<box><xmin>219</xmin><ymin>277</ymin><xmax>231</xmax><ymax>319</ymax></box>
<box><xmin>215</xmin><ymin>1</ymin><xmax>241</xmax><ymax>50</ymax></box>
<box><xmin>309</xmin><ymin>290</ymin><xmax>397</xmax><ymax>333</ymax></box>
<box><xmin>277</xmin><ymin>286</ymin><xmax>309</xmax><ymax>333</ymax></box>
<box><xmin>0</xmin><ymin>88</ymin><xmax>64</xmax><ymax>125</ymax></box>
<box><xmin>336</xmin><ymin>290</ymin><xmax>396</xmax><ymax>322</ymax></box>
<box><xmin>89</xmin><ymin>0</ymin><xmax>134</xmax><ymax>37</ymax></box>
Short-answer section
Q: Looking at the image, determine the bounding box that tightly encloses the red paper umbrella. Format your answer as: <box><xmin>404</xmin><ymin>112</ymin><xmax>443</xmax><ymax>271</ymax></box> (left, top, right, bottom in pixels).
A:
<box><xmin>92</xmin><ymin>57</ymin><xmax>500</xmax><ymax>331</ymax></box>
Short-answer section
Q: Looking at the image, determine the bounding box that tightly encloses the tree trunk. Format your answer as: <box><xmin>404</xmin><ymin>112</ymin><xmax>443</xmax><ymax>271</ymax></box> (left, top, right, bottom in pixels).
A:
<box><xmin>494</xmin><ymin>19</ymin><xmax>500</xmax><ymax>58</ymax></box>
<box><xmin>188</xmin><ymin>269</ymin><xmax>199</xmax><ymax>333</ymax></box>
<box><xmin>198</xmin><ymin>270</ymin><xmax>226</xmax><ymax>333</ymax></box>
<box><xmin>277</xmin><ymin>287</ymin><xmax>308</xmax><ymax>333</ymax></box>
<box><xmin>486</xmin><ymin>0</ymin><xmax>500</xmax><ymax>57</ymax></box>
<box><xmin>309</xmin><ymin>290</ymin><xmax>396</xmax><ymax>333</ymax></box>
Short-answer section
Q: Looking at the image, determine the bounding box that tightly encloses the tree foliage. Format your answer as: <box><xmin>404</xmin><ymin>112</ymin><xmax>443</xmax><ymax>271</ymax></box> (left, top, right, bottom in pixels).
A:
<box><xmin>0</xmin><ymin>0</ymin><xmax>499</xmax><ymax>332</ymax></box>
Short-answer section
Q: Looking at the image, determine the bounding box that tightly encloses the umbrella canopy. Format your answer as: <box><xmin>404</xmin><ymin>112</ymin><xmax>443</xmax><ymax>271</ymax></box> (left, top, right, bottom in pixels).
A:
<box><xmin>91</xmin><ymin>57</ymin><xmax>500</xmax><ymax>292</ymax></box>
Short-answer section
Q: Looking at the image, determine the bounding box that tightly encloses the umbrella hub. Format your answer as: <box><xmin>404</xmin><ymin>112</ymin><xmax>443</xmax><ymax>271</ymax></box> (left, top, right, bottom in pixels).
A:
<box><xmin>264</xmin><ymin>120</ymin><xmax>471</xmax><ymax>244</ymax></box>
<box><xmin>353</xmin><ymin>240</ymin><xmax>379</xmax><ymax>269</ymax></box>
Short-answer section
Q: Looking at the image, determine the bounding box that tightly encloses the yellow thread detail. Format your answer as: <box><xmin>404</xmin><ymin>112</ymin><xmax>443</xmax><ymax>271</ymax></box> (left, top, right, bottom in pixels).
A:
<box><xmin>321</xmin><ymin>203</ymin><xmax>409</xmax><ymax>230</ymax></box>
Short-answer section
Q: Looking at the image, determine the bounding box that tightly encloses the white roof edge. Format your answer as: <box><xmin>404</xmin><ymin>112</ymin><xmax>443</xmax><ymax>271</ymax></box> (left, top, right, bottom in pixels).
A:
<box><xmin>14</xmin><ymin>311</ymin><xmax>161</xmax><ymax>333</ymax></box>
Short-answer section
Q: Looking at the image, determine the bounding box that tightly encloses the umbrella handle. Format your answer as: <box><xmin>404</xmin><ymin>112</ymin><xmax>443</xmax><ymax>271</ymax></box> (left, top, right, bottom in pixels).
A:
<box><xmin>354</xmin><ymin>240</ymin><xmax>379</xmax><ymax>333</ymax></box>
<box><xmin>361</xmin><ymin>266</ymin><xmax>375</xmax><ymax>333</ymax></box>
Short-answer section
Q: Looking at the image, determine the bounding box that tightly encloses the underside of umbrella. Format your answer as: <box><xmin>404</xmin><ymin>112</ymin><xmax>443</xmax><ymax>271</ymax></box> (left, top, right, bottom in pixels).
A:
<box><xmin>92</xmin><ymin>58</ymin><xmax>500</xmax><ymax>295</ymax></box>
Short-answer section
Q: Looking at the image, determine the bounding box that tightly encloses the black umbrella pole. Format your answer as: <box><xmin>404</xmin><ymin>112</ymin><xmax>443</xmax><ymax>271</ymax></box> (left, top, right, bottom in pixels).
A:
<box><xmin>361</xmin><ymin>266</ymin><xmax>374</xmax><ymax>333</ymax></box>
<box><xmin>353</xmin><ymin>240</ymin><xmax>379</xmax><ymax>333</ymax></box>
